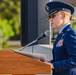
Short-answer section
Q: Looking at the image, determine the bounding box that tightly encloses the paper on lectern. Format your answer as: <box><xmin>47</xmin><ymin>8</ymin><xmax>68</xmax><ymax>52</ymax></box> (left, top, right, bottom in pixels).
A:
<box><xmin>14</xmin><ymin>50</ymin><xmax>46</xmax><ymax>62</ymax></box>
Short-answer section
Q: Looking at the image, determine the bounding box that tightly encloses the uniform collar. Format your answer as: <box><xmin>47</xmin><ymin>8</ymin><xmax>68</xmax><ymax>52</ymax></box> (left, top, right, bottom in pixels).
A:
<box><xmin>59</xmin><ymin>23</ymin><xmax>71</xmax><ymax>34</ymax></box>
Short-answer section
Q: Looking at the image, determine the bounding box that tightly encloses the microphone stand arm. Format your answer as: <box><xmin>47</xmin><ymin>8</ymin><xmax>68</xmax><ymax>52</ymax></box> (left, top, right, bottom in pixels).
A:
<box><xmin>18</xmin><ymin>39</ymin><xmax>38</xmax><ymax>51</ymax></box>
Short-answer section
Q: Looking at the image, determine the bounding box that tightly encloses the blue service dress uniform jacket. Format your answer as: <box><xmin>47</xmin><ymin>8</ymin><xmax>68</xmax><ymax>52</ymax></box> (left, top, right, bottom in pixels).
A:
<box><xmin>52</xmin><ymin>24</ymin><xmax>76</xmax><ymax>75</ymax></box>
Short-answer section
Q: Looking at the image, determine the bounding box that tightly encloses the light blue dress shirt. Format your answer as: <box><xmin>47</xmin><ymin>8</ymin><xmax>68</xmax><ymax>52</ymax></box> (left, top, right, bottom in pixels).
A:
<box><xmin>59</xmin><ymin>23</ymin><xmax>71</xmax><ymax>34</ymax></box>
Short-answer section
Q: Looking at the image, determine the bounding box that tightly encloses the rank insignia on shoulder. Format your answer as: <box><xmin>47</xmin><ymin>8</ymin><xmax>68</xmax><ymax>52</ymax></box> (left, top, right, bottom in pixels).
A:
<box><xmin>56</xmin><ymin>39</ymin><xmax>64</xmax><ymax>47</ymax></box>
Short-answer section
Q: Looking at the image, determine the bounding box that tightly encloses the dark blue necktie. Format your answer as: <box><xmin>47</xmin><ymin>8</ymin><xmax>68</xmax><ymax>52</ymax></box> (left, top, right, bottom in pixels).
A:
<box><xmin>54</xmin><ymin>33</ymin><xmax>62</xmax><ymax>47</ymax></box>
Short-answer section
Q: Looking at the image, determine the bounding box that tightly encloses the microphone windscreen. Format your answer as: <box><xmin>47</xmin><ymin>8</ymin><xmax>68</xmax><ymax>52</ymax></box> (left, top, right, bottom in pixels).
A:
<box><xmin>44</xmin><ymin>30</ymin><xmax>50</xmax><ymax>36</ymax></box>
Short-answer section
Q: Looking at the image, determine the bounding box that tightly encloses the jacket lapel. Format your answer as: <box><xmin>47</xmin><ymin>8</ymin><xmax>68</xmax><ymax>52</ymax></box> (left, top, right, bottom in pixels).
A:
<box><xmin>53</xmin><ymin>24</ymin><xmax>72</xmax><ymax>48</ymax></box>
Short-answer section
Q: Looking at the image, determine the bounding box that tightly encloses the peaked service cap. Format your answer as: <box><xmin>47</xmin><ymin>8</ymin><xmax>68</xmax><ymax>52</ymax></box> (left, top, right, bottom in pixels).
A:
<box><xmin>45</xmin><ymin>1</ymin><xmax>75</xmax><ymax>18</ymax></box>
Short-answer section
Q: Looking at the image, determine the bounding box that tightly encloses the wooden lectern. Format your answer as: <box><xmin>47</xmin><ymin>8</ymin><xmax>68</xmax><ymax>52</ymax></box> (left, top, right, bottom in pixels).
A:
<box><xmin>0</xmin><ymin>50</ymin><xmax>52</xmax><ymax>75</ymax></box>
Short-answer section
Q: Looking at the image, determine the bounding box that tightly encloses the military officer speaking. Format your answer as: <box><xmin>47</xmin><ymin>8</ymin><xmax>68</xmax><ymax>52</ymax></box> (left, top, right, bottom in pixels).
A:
<box><xmin>44</xmin><ymin>1</ymin><xmax>76</xmax><ymax>75</ymax></box>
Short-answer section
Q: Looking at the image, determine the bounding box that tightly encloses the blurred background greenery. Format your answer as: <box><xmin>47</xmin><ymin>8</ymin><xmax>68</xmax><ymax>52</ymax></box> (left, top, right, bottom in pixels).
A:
<box><xmin>0</xmin><ymin>0</ymin><xmax>20</xmax><ymax>49</ymax></box>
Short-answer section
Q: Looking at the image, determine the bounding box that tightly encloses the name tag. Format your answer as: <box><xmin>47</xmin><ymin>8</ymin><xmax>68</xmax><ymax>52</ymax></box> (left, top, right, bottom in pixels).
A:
<box><xmin>56</xmin><ymin>39</ymin><xmax>64</xmax><ymax>47</ymax></box>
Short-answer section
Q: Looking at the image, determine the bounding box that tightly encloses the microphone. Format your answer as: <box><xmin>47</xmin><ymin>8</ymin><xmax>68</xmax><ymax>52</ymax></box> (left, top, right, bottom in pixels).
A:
<box><xmin>36</xmin><ymin>30</ymin><xmax>50</xmax><ymax>41</ymax></box>
<box><xmin>18</xmin><ymin>30</ymin><xmax>50</xmax><ymax>51</ymax></box>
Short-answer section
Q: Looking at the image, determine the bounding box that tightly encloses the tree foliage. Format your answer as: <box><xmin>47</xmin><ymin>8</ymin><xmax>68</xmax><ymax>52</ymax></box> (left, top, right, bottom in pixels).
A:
<box><xmin>0</xmin><ymin>0</ymin><xmax>20</xmax><ymax>48</ymax></box>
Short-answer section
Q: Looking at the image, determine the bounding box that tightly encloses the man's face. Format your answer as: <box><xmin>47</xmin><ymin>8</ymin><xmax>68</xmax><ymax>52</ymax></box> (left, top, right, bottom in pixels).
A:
<box><xmin>49</xmin><ymin>11</ymin><xmax>64</xmax><ymax>29</ymax></box>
